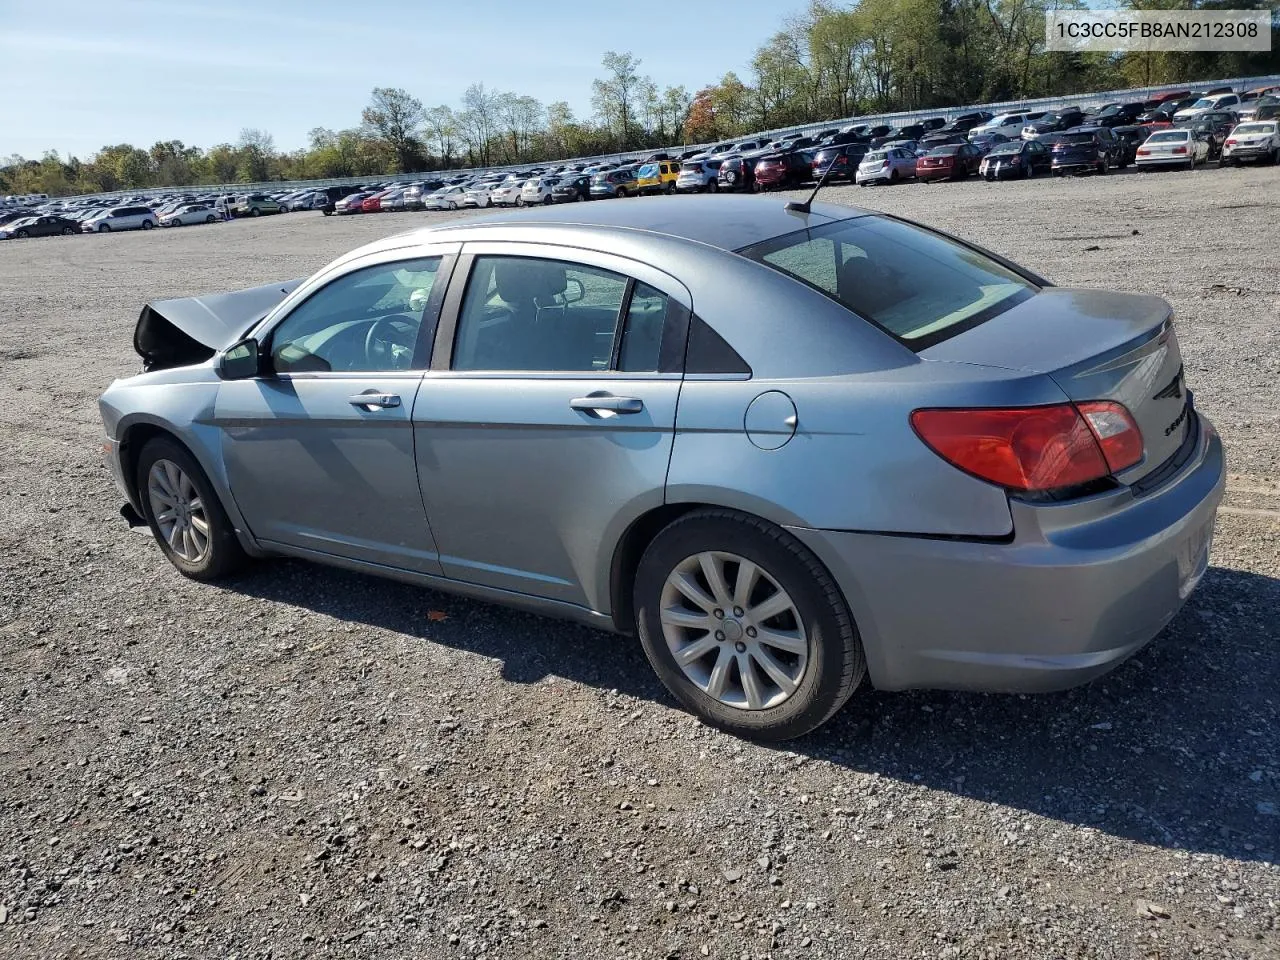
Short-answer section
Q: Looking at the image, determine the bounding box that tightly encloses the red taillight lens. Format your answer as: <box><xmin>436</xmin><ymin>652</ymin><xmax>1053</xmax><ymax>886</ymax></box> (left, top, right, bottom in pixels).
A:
<box><xmin>1225</xmin><ymin>138</ymin><xmax>1237</xmax><ymax>146</ymax></box>
<box><xmin>1077</xmin><ymin>400</ymin><xmax>1143</xmax><ymax>473</ymax></box>
<box><xmin>910</xmin><ymin>402</ymin><xmax>1141</xmax><ymax>492</ymax></box>
<box><xmin>1137</xmin><ymin>148</ymin><xmax>1150</xmax><ymax>155</ymax></box>
<box><xmin>1172</xmin><ymin>146</ymin><xmax>1187</xmax><ymax>154</ymax></box>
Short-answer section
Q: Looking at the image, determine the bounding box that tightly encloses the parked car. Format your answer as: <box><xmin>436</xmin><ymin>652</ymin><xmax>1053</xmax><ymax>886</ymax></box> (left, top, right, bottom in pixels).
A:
<box><xmin>919</xmin><ymin>132</ymin><xmax>969</xmax><ymax>150</ymax></box>
<box><xmin>635</xmin><ymin>160</ymin><xmax>681</xmax><ymax>195</ymax></box>
<box><xmin>234</xmin><ymin>194</ymin><xmax>285</xmax><ymax>217</ymax></box>
<box><xmin>716</xmin><ymin>154</ymin><xmax>765</xmax><ymax>192</ymax></box>
<box><xmin>1173</xmin><ymin>93</ymin><xmax>1240</xmax><ymax>122</ymax></box>
<box><xmin>591</xmin><ymin>167</ymin><xmax>639</xmax><ymax>199</ymax></box>
<box><xmin>676</xmin><ymin>159</ymin><xmax>722</xmax><ymax>192</ymax></box>
<box><xmin>520</xmin><ymin>177</ymin><xmax>560</xmax><ymax>206</ymax></box>
<box><xmin>753</xmin><ymin>151</ymin><xmax>812</xmax><ymax>190</ymax></box>
<box><xmin>1110</xmin><ymin>126</ymin><xmax>1148</xmax><ymax>166</ymax></box>
<box><xmin>1220</xmin><ymin>121</ymin><xmax>1280</xmax><ymax>165</ymax></box>
<box><xmin>0</xmin><ymin>214</ymin><xmax>80</xmax><ymax>239</ymax></box>
<box><xmin>552</xmin><ymin>175</ymin><xmax>593</xmax><ymax>203</ymax></box>
<box><xmin>1135</xmin><ymin>128</ymin><xmax>1211</xmax><ymax>170</ymax></box>
<box><xmin>978</xmin><ymin>138</ymin><xmax>1052</xmax><ymax>179</ymax></box>
<box><xmin>1180</xmin><ymin>110</ymin><xmax>1240</xmax><ymax>158</ymax></box>
<box><xmin>103</xmin><ymin>195</ymin><xmax>1223</xmax><ymax>741</ymax></box>
<box><xmin>1086</xmin><ymin>101</ymin><xmax>1147</xmax><ymax>127</ymax></box>
<box><xmin>82</xmin><ymin>206</ymin><xmax>157</xmax><ymax>232</ymax></box>
<box><xmin>1023</xmin><ymin>109</ymin><xmax>1085</xmax><ymax>138</ymax></box>
<box><xmin>380</xmin><ymin>189</ymin><xmax>410</xmax><ymax>212</ymax></box>
<box><xmin>811</xmin><ymin>144</ymin><xmax>869</xmax><ymax>182</ymax></box>
<box><xmin>971</xmin><ymin>112</ymin><xmax>1045</xmax><ymax>137</ymax></box>
<box><xmin>938</xmin><ymin>111</ymin><xmax>992</xmax><ymax>135</ymax></box>
<box><xmin>855</xmin><ymin>147</ymin><xmax>917</xmax><ymax>185</ymax></box>
<box><xmin>1236</xmin><ymin>96</ymin><xmax>1280</xmax><ymax>122</ymax></box>
<box><xmin>489</xmin><ymin>181</ymin><xmax>527</xmax><ymax>206</ymax></box>
<box><xmin>916</xmin><ymin>143</ymin><xmax>984</xmax><ymax>181</ymax></box>
<box><xmin>1050</xmin><ymin>127</ymin><xmax>1125</xmax><ymax>175</ymax></box>
<box><xmin>160</xmin><ymin>203</ymin><xmax>221</xmax><ymax>227</ymax></box>
<box><xmin>334</xmin><ymin>192</ymin><xmax>371</xmax><ymax>214</ymax></box>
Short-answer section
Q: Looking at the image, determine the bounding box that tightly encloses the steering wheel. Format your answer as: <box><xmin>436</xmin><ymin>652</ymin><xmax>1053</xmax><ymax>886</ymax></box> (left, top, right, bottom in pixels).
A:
<box><xmin>363</xmin><ymin>314</ymin><xmax>417</xmax><ymax>368</ymax></box>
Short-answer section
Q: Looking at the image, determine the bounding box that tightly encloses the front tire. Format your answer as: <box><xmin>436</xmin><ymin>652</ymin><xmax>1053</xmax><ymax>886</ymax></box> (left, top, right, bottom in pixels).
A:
<box><xmin>61</xmin><ymin>226</ymin><xmax>75</xmax><ymax>235</ymax></box>
<box><xmin>249</xmin><ymin>208</ymin><xmax>260</xmax><ymax>217</ymax></box>
<box><xmin>206</xmin><ymin>214</ymin><xmax>216</xmax><ymax>224</ymax></box>
<box><xmin>136</xmin><ymin>437</ymin><xmax>247</xmax><ymax>581</ymax></box>
<box><xmin>634</xmin><ymin>510</ymin><xmax>866</xmax><ymax>742</ymax></box>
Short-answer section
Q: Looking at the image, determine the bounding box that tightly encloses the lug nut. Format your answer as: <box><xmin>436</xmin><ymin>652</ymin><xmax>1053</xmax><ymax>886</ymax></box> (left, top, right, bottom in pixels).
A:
<box><xmin>734</xmin><ymin>641</ymin><xmax>747</xmax><ymax>653</ymax></box>
<box><xmin>733</xmin><ymin>606</ymin><xmax>744</xmax><ymax>617</ymax></box>
<box><xmin>746</xmin><ymin>627</ymin><xmax>757</xmax><ymax>638</ymax></box>
<box><xmin>715</xmin><ymin>631</ymin><xmax>725</xmax><ymax>641</ymax></box>
<box><xmin>713</xmin><ymin>608</ymin><xmax>724</xmax><ymax>619</ymax></box>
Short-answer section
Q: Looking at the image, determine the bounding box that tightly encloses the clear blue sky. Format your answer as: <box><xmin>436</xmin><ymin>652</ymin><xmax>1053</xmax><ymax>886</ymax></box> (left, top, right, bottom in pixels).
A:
<box><xmin>1</xmin><ymin>0</ymin><xmax>803</xmax><ymax>160</ymax></box>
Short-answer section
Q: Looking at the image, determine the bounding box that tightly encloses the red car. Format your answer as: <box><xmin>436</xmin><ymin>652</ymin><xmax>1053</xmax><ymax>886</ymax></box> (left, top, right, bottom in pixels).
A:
<box><xmin>916</xmin><ymin>143</ymin><xmax>983</xmax><ymax>181</ymax></box>
<box><xmin>360</xmin><ymin>189</ymin><xmax>396</xmax><ymax>213</ymax></box>
<box><xmin>752</xmin><ymin>151</ymin><xmax>812</xmax><ymax>190</ymax></box>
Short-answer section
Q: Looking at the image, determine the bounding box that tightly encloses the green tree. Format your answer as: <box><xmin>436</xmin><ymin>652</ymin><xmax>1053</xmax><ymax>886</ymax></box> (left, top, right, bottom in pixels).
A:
<box><xmin>591</xmin><ymin>51</ymin><xmax>651</xmax><ymax>148</ymax></box>
<box><xmin>361</xmin><ymin>87</ymin><xmax>427</xmax><ymax>172</ymax></box>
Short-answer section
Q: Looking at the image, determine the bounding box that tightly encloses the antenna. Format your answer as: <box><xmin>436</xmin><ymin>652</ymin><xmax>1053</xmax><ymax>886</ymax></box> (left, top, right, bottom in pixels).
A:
<box><xmin>786</xmin><ymin>143</ymin><xmax>842</xmax><ymax>214</ymax></box>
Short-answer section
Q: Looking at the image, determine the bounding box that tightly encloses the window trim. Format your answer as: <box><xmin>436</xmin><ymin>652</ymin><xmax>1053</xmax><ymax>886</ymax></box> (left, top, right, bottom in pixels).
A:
<box><xmin>431</xmin><ymin>242</ymin><xmax>693</xmax><ymax>377</ymax></box>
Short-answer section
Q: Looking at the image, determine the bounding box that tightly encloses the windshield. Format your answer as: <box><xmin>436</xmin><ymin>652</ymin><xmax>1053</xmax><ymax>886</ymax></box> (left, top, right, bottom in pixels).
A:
<box><xmin>1147</xmin><ymin>131</ymin><xmax>1190</xmax><ymax>143</ymax></box>
<box><xmin>929</xmin><ymin>145</ymin><xmax>961</xmax><ymax>155</ymax></box>
<box><xmin>738</xmin><ymin>217</ymin><xmax>1036</xmax><ymax>350</ymax></box>
<box><xmin>1190</xmin><ymin>99</ymin><xmax>1213</xmax><ymax>109</ymax></box>
<box><xmin>637</xmin><ymin>163</ymin><xmax>658</xmax><ymax>177</ymax></box>
<box><xmin>988</xmin><ymin>143</ymin><xmax>1022</xmax><ymax>156</ymax></box>
<box><xmin>1234</xmin><ymin>122</ymin><xmax>1276</xmax><ymax>135</ymax></box>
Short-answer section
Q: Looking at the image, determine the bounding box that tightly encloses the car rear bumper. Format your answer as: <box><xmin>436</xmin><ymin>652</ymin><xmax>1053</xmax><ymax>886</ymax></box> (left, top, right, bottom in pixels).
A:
<box><xmin>789</xmin><ymin>410</ymin><xmax>1225</xmax><ymax>694</ymax></box>
<box><xmin>1222</xmin><ymin>145</ymin><xmax>1273</xmax><ymax>159</ymax></box>
<box><xmin>1134</xmin><ymin>155</ymin><xmax>1192</xmax><ymax>166</ymax></box>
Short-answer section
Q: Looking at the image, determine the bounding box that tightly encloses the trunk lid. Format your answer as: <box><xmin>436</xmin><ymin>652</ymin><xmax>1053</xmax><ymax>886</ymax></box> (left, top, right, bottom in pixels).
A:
<box><xmin>921</xmin><ymin>287</ymin><xmax>1190</xmax><ymax>485</ymax></box>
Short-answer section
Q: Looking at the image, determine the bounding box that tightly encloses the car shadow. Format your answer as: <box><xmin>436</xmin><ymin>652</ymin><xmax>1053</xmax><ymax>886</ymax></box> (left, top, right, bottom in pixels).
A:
<box><xmin>228</xmin><ymin>562</ymin><xmax>1278</xmax><ymax>864</ymax></box>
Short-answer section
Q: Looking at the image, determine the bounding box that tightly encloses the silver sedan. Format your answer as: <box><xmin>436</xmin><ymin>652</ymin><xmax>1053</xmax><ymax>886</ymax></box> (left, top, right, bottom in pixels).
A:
<box><xmin>99</xmin><ymin>196</ymin><xmax>1224</xmax><ymax>740</ymax></box>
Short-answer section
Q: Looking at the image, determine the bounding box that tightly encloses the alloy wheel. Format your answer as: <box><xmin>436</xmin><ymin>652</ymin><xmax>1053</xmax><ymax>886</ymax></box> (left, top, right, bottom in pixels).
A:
<box><xmin>659</xmin><ymin>551</ymin><xmax>809</xmax><ymax>711</ymax></box>
<box><xmin>147</xmin><ymin>459</ymin><xmax>210</xmax><ymax>563</ymax></box>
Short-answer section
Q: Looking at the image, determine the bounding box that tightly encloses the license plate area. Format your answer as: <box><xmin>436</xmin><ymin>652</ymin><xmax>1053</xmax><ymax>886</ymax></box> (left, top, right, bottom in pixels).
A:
<box><xmin>1177</xmin><ymin>517</ymin><xmax>1214</xmax><ymax>599</ymax></box>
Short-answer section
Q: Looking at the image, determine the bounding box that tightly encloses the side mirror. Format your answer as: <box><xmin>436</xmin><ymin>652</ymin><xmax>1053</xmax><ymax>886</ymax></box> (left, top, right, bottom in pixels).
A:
<box><xmin>217</xmin><ymin>337</ymin><xmax>262</xmax><ymax>380</ymax></box>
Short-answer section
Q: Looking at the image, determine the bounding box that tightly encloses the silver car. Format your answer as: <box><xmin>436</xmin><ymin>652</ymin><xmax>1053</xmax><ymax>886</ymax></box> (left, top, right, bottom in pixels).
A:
<box><xmin>855</xmin><ymin>148</ymin><xmax>917</xmax><ymax>185</ymax></box>
<box><xmin>99</xmin><ymin>196</ymin><xmax>1224</xmax><ymax>740</ymax></box>
<box><xmin>82</xmin><ymin>205</ymin><xmax>158</xmax><ymax>233</ymax></box>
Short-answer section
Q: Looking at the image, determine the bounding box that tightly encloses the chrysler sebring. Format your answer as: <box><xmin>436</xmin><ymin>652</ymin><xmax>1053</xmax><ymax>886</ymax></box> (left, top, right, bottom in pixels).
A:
<box><xmin>99</xmin><ymin>196</ymin><xmax>1224</xmax><ymax>740</ymax></box>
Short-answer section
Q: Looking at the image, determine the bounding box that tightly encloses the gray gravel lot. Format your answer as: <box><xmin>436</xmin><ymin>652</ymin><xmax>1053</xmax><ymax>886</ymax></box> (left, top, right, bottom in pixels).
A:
<box><xmin>1</xmin><ymin>167</ymin><xmax>1278</xmax><ymax>959</ymax></box>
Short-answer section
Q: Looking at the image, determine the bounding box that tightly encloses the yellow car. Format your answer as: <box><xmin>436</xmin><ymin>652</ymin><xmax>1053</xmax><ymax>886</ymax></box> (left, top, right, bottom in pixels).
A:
<box><xmin>635</xmin><ymin>160</ymin><xmax>681</xmax><ymax>194</ymax></box>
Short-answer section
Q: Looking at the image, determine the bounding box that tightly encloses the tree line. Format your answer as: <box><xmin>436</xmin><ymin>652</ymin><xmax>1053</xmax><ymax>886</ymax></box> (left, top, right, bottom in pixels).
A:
<box><xmin>4</xmin><ymin>0</ymin><xmax>1276</xmax><ymax>197</ymax></box>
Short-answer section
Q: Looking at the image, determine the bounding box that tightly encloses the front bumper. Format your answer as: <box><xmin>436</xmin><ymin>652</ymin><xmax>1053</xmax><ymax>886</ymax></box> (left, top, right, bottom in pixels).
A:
<box><xmin>790</xmin><ymin>411</ymin><xmax>1225</xmax><ymax>694</ymax></box>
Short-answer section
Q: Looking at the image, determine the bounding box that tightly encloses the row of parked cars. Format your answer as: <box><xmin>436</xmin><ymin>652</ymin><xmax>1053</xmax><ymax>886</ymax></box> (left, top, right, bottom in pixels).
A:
<box><xmin>3</xmin><ymin>84</ymin><xmax>1276</xmax><ymax>243</ymax></box>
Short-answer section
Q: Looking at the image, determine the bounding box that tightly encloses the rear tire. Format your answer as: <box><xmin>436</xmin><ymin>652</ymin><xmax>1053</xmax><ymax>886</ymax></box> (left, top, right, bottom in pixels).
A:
<box><xmin>98</xmin><ymin>223</ymin><xmax>111</xmax><ymax>232</ymax></box>
<box><xmin>635</xmin><ymin>510</ymin><xmax>866</xmax><ymax>742</ymax></box>
<box><xmin>664</xmin><ymin>181</ymin><xmax>676</xmax><ymax>194</ymax></box>
<box><xmin>141</xmin><ymin>219</ymin><xmax>154</xmax><ymax>229</ymax></box>
<box><xmin>707</xmin><ymin>180</ymin><xmax>718</xmax><ymax>193</ymax></box>
<box><xmin>15</xmin><ymin>229</ymin><xmax>28</xmax><ymax>239</ymax></box>
<box><xmin>206</xmin><ymin>214</ymin><xmax>216</xmax><ymax>224</ymax></box>
<box><xmin>60</xmin><ymin>226</ymin><xmax>74</xmax><ymax>235</ymax></box>
<box><xmin>136</xmin><ymin>437</ymin><xmax>247</xmax><ymax>582</ymax></box>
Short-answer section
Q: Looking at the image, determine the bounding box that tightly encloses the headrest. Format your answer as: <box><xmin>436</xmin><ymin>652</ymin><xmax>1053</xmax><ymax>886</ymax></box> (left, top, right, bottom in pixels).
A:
<box><xmin>494</xmin><ymin>260</ymin><xmax>567</xmax><ymax>306</ymax></box>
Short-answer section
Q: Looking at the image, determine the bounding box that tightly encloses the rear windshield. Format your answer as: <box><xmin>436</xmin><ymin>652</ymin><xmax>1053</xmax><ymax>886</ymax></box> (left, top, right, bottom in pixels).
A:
<box><xmin>1057</xmin><ymin>132</ymin><xmax>1095</xmax><ymax>144</ymax></box>
<box><xmin>1234</xmin><ymin>122</ymin><xmax>1276</xmax><ymax>135</ymax></box>
<box><xmin>987</xmin><ymin>143</ymin><xmax>1023</xmax><ymax>156</ymax></box>
<box><xmin>864</xmin><ymin>151</ymin><xmax>888</xmax><ymax>163</ymax></box>
<box><xmin>737</xmin><ymin>217</ymin><xmax>1037</xmax><ymax>350</ymax></box>
<box><xmin>1147</xmin><ymin>131</ymin><xmax>1189</xmax><ymax>143</ymax></box>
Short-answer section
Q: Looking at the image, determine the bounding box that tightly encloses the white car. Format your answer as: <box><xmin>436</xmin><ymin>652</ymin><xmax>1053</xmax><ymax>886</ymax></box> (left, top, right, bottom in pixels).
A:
<box><xmin>519</xmin><ymin>177</ymin><xmax>560</xmax><ymax>205</ymax></box>
<box><xmin>1135</xmin><ymin>129</ymin><xmax>1210</xmax><ymax>170</ymax></box>
<box><xmin>460</xmin><ymin>183</ymin><xmax>499</xmax><ymax>209</ymax></box>
<box><xmin>1173</xmin><ymin>93</ymin><xmax>1240</xmax><ymax>122</ymax></box>
<box><xmin>160</xmin><ymin>203</ymin><xmax>221</xmax><ymax>226</ymax></box>
<box><xmin>490</xmin><ymin>181</ymin><xmax>527</xmax><ymax>206</ymax></box>
<box><xmin>81</xmin><ymin>205</ymin><xmax>158</xmax><ymax>233</ymax></box>
<box><xmin>423</xmin><ymin>185</ymin><xmax>468</xmax><ymax>211</ymax></box>
<box><xmin>1221</xmin><ymin>121</ymin><xmax>1280</xmax><ymax>165</ymax></box>
<box><xmin>970</xmin><ymin>112</ymin><xmax>1043</xmax><ymax>137</ymax></box>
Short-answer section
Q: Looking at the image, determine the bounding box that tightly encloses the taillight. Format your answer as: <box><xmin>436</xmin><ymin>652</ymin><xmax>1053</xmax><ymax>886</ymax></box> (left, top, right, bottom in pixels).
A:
<box><xmin>1172</xmin><ymin>146</ymin><xmax>1187</xmax><ymax>154</ymax></box>
<box><xmin>910</xmin><ymin>402</ymin><xmax>1142</xmax><ymax>493</ymax></box>
<box><xmin>1225</xmin><ymin>138</ymin><xmax>1237</xmax><ymax>146</ymax></box>
<box><xmin>1137</xmin><ymin>148</ymin><xmax>1150</xmax><ymax>155</ymax></box>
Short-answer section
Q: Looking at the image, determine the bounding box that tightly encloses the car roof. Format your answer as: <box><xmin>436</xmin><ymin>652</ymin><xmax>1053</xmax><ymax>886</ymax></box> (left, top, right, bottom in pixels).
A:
<box><xmin>382</xmin><ymin>195</ymin><xmax>869</xmax><ymax>253</ymax></box>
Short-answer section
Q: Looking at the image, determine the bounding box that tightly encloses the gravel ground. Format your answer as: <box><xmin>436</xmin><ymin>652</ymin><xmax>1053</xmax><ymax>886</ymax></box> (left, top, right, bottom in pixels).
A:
<box><xmin>1</xmin><ymin>166</ymin><xmax>1278</xmax><ymax>960</ymax></box>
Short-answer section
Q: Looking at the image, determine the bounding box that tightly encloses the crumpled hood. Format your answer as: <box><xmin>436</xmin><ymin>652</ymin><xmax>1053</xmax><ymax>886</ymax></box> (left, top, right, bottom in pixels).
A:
<box><xmin>134</xmin><ymin>278</ymin><xmax>304</xmax><ymax>371</ymax></box>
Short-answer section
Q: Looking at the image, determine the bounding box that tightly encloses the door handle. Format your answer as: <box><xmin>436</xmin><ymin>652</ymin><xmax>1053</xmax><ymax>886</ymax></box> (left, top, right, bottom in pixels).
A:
<box><xmin>570</xmin><ymin>395</ymin><xmax>644</xmax><ymax>415</ymax></box>
<box><xmin>348</xmin><ymin>393</ymin><xmax>401</xmax><ymax>409</ymax></box>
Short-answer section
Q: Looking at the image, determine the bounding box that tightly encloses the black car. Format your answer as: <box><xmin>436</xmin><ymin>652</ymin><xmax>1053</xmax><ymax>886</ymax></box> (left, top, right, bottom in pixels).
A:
<box><xmin>1110</xmin><ymin>125</ymin><xmax>1149</xmax><ymax>166</ymax></box>
<box><xmin>865</xmin><ymin>124</ymin><xmax>892</xmax><ymax>140</ymax></box>
<box><xmin>0</xmin><ymin>210</ymin><xmax>34</xmax><ymax>226</ymax></box>
<box><xmin>979</xmin><ymin>138</ymin><xmax>1052</xmax><ymax>179</ymax></box>
<box><xmin>810</xmin><ymin>143</ymin><xmax>869</xmax><ymax>182</ymax></box>
<box><xmin>938</xmin><ymin>111</ymin><xmax>993</xmax><ymax>135</ymax></box>
<box><xmin>317</xmin><ymin>185</ymin><xmax>364</xmax><ymax>216</ymax></box>
<box><xmin>1050</xmin><ymin>126</ymin><xmax>1125</xmax><ymax>174</ymax></box>
<box><xmin>1253</xmin><ymin>100</ymin><xmax>1280</xmax><ymax>123</ymax></box>
<box><xmin>1086</xmin><ymin>101</ymin><xmax>1147</xmax><ymax>127</ymax></box>
<box><xmin>1180</xmin><ymin>110</ymin><xmax>1238</xmax><ymax>158</ymax></box>
<box><xmin>919</xmin><ymin>132</ymin><xmax>969</xmax><ymax>149</ymax></box>
<box><xmin>890</xmin><ymin>123</ymin><xmax>927</xmax><ymax>141</ymax></box>
<box><xmin>819</xmin><ymin>129</ymin><xmax>870</xmax><ymax>147</ymax></box>
<box><xmin>967</xmin><ymin>131</ymin><xmax>1010</xmax><ymax>154</ymax></box>
<box><xmin>551</xmin><ymin>174</ymin><xmax>592</xmax><ymax>203</ymax></box>
<box><xmin>920</xmin><ymin>116</ymin><xmax>947</xmax><ymax>131</ymax></box>
<box><xmin>2</xmin><ymin>214</ymin><xmax>80</xmax><ymax>239</ymax></box>
<box><xmin>1138</xmin><ymin>95</ymin><xmax>1202</xmax><ymax>124</ymax></box>
<box><xmin>1024</xmin><ymin>109</ymin><xmax>1086</xmax><ymax>137</ymax></box>
<box><xmin>716</xmin><ymin>154</ymin><xmax>763</xmax><ymax>192</ymax></box>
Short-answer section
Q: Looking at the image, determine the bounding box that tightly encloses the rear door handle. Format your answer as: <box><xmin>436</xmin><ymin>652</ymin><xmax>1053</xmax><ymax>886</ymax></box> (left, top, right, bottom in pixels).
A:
<box><xmin>348</xmin><ymin>393</ymin><xmax>401</xmax><ymax>409</ymax></box>
<box><xmin>570</xmin><ymin>395</ymin><xmax>644</xmax><ymax>415</ymax></box>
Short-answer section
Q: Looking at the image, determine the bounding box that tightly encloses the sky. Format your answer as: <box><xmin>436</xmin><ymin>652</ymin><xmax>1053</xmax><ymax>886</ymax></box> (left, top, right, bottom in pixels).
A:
<box><xmin>0</xmin><ymin>0</ymin><xmax>804</xmax><ymax>160</ymax></box>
